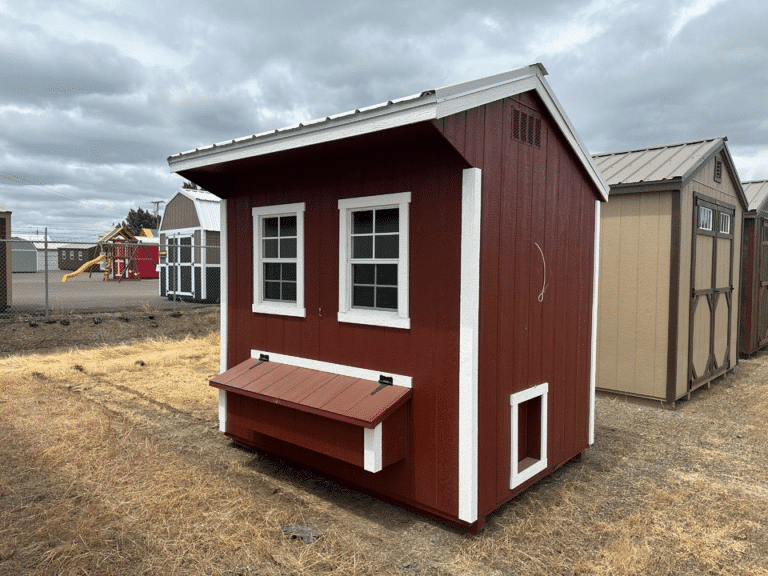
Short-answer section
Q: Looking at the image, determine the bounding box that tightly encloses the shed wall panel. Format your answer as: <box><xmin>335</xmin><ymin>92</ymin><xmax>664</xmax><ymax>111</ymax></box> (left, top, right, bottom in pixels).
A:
<box><xmin>437</xmin><ymin>91</ymin><xmax>598</xmax><ymax>517</ymax></box>
<box><xmin>597</xmin><ymin>191</ymin><xmax>671</xmax><ymax>399</ymax></box>
<box><xmin>223</xmin><ymin>127</ymin><xmax>465</xmax><ymax>519</ymax></box>
<box><xmin>161</xmin><ymin>194</ymin><xmax>200</xmax><ymax>230</ymax></box>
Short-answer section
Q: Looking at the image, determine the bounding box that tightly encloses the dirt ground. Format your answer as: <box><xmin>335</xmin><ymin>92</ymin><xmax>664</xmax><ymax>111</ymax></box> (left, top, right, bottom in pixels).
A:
<box><xmin>1</xmin><ymin>313</ymin><xmax>768</xmax><ymax>575</ymax></box>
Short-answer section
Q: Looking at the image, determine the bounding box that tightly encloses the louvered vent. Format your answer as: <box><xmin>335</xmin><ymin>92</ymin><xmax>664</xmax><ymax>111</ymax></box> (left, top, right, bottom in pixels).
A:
<box><xmin>714</xmin><ymin>157</ymin><xmax>723</xmax><ymax>183</ymax></box>
<box><xmin>512</xmin><ymin>108</ymin><xmax>541</xmax><ymax>147</ymax></box>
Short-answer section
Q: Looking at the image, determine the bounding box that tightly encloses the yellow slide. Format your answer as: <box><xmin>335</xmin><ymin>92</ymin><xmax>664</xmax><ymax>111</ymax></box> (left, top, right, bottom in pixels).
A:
<box><xmin>62</xmin><ymin>254</ymin><xmax>106</xmax><ymax>282</ymax></box>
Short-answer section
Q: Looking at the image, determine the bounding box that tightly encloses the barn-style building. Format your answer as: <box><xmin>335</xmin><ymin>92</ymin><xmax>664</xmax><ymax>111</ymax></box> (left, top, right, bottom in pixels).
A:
<box><xmin>158</xmin><ymin>188</ymin><xmax>221</xmax><ymax>303</ymax></box>
<box><xmin>594</xmin><ymin>137</ymin><xmax>747</xmax><ymax>405</ymax></box>
<box><xmin>168</xmin><ymin>63</ymin><xmax>608</xmax><ymax>530</ymax></box>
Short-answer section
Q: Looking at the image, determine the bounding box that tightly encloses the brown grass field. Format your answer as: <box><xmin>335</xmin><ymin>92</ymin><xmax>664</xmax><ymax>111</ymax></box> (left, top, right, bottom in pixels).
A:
<box><xmin>1</xmin><ymin>308</ymin><xmax>768</xmax><ymax>575</ymax></box>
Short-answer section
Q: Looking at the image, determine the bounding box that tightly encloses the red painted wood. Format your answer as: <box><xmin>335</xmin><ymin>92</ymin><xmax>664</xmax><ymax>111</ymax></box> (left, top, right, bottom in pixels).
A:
<box><xmin>187</xmin><ymin>93</ymin><xmax>600</xmax><ymax>527</ymax></box>
<box><xmin>279</xmin><ymin>372</ymin><xmax>349</xmax><ymax>404</ymax></box>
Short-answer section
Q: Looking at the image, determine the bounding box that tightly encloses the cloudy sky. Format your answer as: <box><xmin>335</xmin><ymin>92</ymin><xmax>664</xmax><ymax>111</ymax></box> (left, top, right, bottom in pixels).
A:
<box><xmin>1</xmin><ymin>0</ymin><xmax>766</xmax><ymax>240</ymax></box>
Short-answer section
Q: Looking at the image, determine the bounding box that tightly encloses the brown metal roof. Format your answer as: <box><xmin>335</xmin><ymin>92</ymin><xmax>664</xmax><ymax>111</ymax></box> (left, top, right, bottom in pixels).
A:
<box><xmin>210</xmin><ymin>358</ymin><xmax>412</xmax><ymax>429</ymax></box>
<box><xmin>743</xmin><ymin>180</ymin><xmax>768</xmax><ymax>212</ymax></box>
<box><xmin>592</xmin><ymin>138</ymin><xmax>724</xmax><ymax>186</ymax></box>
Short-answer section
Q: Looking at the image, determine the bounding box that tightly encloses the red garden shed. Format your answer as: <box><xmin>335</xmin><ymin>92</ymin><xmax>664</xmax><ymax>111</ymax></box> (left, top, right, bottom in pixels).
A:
<box><xmin>740</xmin><ymin>180</ymin><xmax>768</xmax><ymax>355</ymax></box>
<box><xmin>168</xmin><ymin>63</ymin><xmax>609</xmax><ymax>531</ymax></box>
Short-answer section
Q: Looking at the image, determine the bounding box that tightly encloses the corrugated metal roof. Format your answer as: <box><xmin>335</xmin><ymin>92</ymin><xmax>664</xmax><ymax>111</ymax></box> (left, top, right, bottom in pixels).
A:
<box><xmin>592</xmin><ymin>138</ymin><xmax>724</xmax><ymax>186</ymax></box>
<box><xmin>168</xmin><ymin>63</ymin><xmax>609</xmax><ymax>201</ymax></box>
<box><xmin>743</xmin><ymin>180</ymin><xmax>768</xmax><ymax>212</ymax></box>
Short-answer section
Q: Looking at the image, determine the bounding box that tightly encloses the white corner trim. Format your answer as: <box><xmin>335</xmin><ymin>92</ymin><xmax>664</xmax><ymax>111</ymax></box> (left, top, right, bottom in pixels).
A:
<box><xmin>218</xmin><ymin>199</ymin><xmax>229</xmax><ymax>434</ymax></box>
<box><xmin>219</xmin><ymin>199</ymin><xmax>228</xmax><ymax>374</ymax></box>
<box><xmin>218</xmin><ymin>389</ymin><xmax>228</xmax><ymax>433</ymax></box>
<box><xmin>363</xmin><ymin>423</ymin><xmax>383</xmax><ymax>473</ymax></box>
<box><xmin>250</xmin><ymin>350</ymin><xmax>412</xmax><ymax>389</ymax></box>
<box><xmin>458</xmin><ymin>167</ymin><xmax>482</xmax><ymax>524</ymax></box>
<box><xmin>589</xmin><ymin>200</ymin><xmax>601</xmax><ymax>446</ymax></box>
<box><xmin>510</xmin><ymin>382</ymin><xmax>549</xmax><ymax>489</ymax></box>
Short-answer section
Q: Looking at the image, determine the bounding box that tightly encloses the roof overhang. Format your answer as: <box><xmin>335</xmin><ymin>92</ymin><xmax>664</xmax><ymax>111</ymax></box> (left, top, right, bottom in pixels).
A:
<box><xmin>168</xmin><ymin>63</ymin><xmax>609</xmax><ymax>202</ymax></box>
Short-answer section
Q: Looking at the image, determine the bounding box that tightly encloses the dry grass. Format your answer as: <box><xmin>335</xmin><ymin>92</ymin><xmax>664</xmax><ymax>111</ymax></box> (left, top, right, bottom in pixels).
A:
<box><xmin>2</xmin><ymin>337</ymin><xmax>768</xmax><ymax>575</ymax></box>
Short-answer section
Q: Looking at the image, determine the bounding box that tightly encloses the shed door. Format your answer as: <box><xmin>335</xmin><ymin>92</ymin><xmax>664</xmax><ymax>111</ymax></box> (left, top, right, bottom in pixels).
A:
<box><xmin>758</xmin><ymin>219</ymin><xmax>768</xmax><ymax>348</ymax></box>
<box><xmin>688</xmin><ymin>197</ymin><xmax>735</xmax><ymax>391</ymax></box>
<box><xmin>167</xmin><ymin>236</ymin><xmax>194</xmax><ymax>297</ymax></box>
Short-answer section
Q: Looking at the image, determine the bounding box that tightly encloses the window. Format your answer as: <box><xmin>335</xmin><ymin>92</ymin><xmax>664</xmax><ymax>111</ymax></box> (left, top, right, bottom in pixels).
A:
<box><xmin>78</xmin><ymin>250</ymin><xmax>83</xmax><ymax>261</ymax></box>
<box><xmin>510</xmin><ymin>383</ymin><xmax>548</xmax><ymax>489</ymax></box>
<box><xmin>338</xmin><ymin>192</ymin><xmax>411</xmax><ymax>329</ymax></box>
<box><xmin>69</xmin><ymin>249</ymin><xmax>74</xmax><ymax>259</ymax></box>
<box><xmin>719</xmin><ymin>213</ymin><xmax>731</xmax><ymax>235</ymax></box>
<box><xmin>252</xmin><ymin>203</ymin><xmax>305</xmax><ymax>317</ymax></box>
<box><xmin>698</xmin><ymin>206</ymin><xmax>713</xmax><ymax>231</ymax></box>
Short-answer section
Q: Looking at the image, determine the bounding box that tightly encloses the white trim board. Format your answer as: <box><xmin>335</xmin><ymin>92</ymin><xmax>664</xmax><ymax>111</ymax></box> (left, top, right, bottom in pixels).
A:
<box><xmin>250</xmin><ymin>350</ymin><xmax>412</xmax><ymax>389</ymax></box>
<box><xmin>363</xmin><ymin>423</ymin><xmax>383</xmax><ymax>473</ymax></box>
<box><xmin>589</xmin><ymin>200</ymin><xmax>600</xmax><ymax>445</ymax></box>
<box><xmin>457</xmin><ymin>167</ymin><xmax>482</xmax><ymax>524</ymax></box>
<box><xmin>219</xmin><ymin>198</ymin><xmax>229</xmax><ymax>432</ymax></box>
<box><xmin>510</xmin><ymin>383</ymin><xmax>549</xmax><ymax>489</ymax></box>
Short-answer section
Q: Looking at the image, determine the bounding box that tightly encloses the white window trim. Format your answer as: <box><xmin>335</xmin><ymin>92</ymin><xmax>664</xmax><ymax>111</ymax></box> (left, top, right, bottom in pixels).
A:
<box><xmin>699</xmin><ymin>206</ymin><xmax>713</xmax><ymax>231</ymax></box>
<box><xmin>510</xmin><ymin>382</ymin><xmax>548</xmax><ymax>490</ymax></box>
<box><xmin>338</xmin><ymin>192</ymin><xmax>411</xmax><ymax>329</ymax></box>
<box><xmin>719</xmin><ymin>212</ymin><xmax>731</xmax><ymax>235</ymax></box>
<box><xmin>252</xmin><ymin>203</ymin><xmax>306</xmax><ymax>318</ymax></box>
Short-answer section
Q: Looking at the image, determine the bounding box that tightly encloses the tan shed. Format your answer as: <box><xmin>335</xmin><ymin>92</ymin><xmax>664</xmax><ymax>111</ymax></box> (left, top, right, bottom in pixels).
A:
<box><xmin>594</xmin><ymin>138</ymin><xmax>747</xmax><ymax>406</ymax></box>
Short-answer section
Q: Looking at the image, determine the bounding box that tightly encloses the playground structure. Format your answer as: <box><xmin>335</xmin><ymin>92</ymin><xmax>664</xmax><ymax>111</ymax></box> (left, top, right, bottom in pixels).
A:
<box><xmin>62</xmin><ymin>226</ymin><xmax>159</xmax><ymax>283</ymax></box>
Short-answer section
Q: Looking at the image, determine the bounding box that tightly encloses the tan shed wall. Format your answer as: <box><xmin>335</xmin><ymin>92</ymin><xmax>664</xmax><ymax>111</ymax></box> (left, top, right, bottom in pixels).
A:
<box><xmin>597</xmin><ymin>191</ymin><xmax>672</xmax><ymax>399</ymax></box>
<box><xmin>160</xmin><ymin>194</ymin><xmax>200</xmax><ymax>231</ymax></box>
<box><xmin>675</xmin><ymin>154</ymin><xmax>743</xmax><ymax>399</ymax></box>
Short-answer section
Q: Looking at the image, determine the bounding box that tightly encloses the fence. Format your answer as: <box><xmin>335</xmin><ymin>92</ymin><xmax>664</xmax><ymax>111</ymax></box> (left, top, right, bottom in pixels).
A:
<box><xmin>0</xmin><ymin>238</ymin><xmax>221</xmax><ymax>321</ymax></box>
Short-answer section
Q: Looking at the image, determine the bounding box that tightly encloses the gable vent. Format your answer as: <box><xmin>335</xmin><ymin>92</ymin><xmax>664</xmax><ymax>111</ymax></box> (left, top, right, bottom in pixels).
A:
<box><xmin>714</xmin><ymin>157</ymin><xmax>723</xmax><ymax>183</ymax></box>
<box><xmin>512</xmin><ymin>108</ymin><xmax>541</xmax><ymax>147</ymax></box>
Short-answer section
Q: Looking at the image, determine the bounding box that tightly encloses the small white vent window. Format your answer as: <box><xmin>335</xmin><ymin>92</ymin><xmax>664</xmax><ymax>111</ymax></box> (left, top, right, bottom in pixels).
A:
<box><xmin>510</xmin><ymin>382</ymin><xmax>548</xmax><ymax>489</ymax></box>
<box><xmin>720</xmin><ymin>213</ymin><xmax>731</xmax><ymax>235</ymax></box>
<box><xmin>699</xmin><ymin>206</ymin><xmax>713</xmax><ymax>231</ymax></box>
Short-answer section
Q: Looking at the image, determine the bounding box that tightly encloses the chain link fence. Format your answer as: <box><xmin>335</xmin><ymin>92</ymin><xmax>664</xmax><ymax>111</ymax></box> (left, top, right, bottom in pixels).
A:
<box><xmin>0</xmin><ymin>238</ymin><xmax>220</xmax><ymax>321</ymax></box>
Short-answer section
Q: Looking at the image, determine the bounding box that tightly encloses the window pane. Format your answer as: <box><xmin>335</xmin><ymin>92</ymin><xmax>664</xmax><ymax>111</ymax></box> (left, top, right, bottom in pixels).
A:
<box><xmin>375</xmin><ymin>208</ymin><xmax>399</xmax><ymax>233</ymax></box>
<box><xmin>264</xmin><ymin>281</ymin><xmax>280</xmax><ymax>300</ymax></box>
<box><xmin>282</xmin><ymin>262</ymin><xmax>297</xmax><ymax>281</ymax></box>
<box><xmin>375</xmin><ymin>234</ymin><xmax>398</xmax><ymax>259</ymax></box>
<box><xmin>377</xmin><ymin>264</ymin><xmax>398</xmax><ymax>286</ymax></box>
<box><xmin>264</xmin><ymin>262</ymin><xmax>281</xmax><ymax>280</ymax></box>
<box><xmin>353</xmin><ymin>263</ymin><xmax>375</xmax><ymax>284</ymax></box>
<box><xmin>263</xmin><ymin>239</ymin><xmax>278</xmax><ymax>258</ymax></box>
<box><xmin>353</xmin><ymin>285</ymin><xmax>375</xmax><ymax>308</ymax></box>
<box><xmin>280</xmin><ymin>215</ymin><xmax>297</xmax><ymax>237</ymax></box>
<box><xmin>181</xmin><ymin>267</ymin><xmax>192</xmax><ymax>292</ymax></box>
<box><xmin>376</xmin><ymin>287</ymin><xmax>398</xmax><ymax>310</ymax></box>
<box><xmin>282</xmin><ymin>281</ymin><xmax>297</xmax><ymax>302</ymax></box>
<box><xmin>353</xmin><ymin>210</ymin><xmax>373</xmax><ymax>234</ymax></box>
<box><xmin>263</xmin><ymin>217</ymin><xmax>278</xmax><ymax>237</ymax></box>
<box><xmin>353</xmin><ymin>235</ymin><xmax>373</xmax><ymax>259</ymax></box>
<box><xmin>280</xmin><ymin>238</ymin><xmax>297</xmax><ymax>259</ymax></box>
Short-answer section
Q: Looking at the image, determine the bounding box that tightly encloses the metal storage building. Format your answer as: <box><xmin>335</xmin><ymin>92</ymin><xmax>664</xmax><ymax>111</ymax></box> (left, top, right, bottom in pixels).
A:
<box><xmin>158</xmin><ymin>189</ymin><xmax>221</xmax><ymax>302</ymax></box>
<box><xmin>168</xmin><ymin>63</ymin><xmax>608</xmax><ymax>531</ymax></box>
<box><xmin>594</xmin><ymin>137</ymin><xmax>747</xmax><ymax>405</ymax></box>
<box><xmin>11</xmin><ymin>234</ymin><xmax>60</xmax><ymax>272</ymax></box>
<box><xmin>739</xmin><ymin>180</ymin><xmax>768</xmax><ymax>355</ymax></box>
<box><xmin>0</xmin><ymin>210</ymin><xmax>10</xmax><ymax>309</ymax></box>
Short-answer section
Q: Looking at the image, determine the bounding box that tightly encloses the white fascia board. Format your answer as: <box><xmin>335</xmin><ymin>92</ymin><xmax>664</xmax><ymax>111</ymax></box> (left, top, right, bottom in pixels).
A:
<box><xmin>169</xmin><ymin>100</ymin><xmax>438</xmax><ymax>174</ymax></box>
<box><xmin>435</xmin><ymin>74</ymin><xmax>540</xmax><ymax>119</ymax></box>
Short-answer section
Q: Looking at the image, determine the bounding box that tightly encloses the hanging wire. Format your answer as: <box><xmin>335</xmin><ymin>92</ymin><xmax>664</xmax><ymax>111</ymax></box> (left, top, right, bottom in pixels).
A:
<box><xmin>534</xmin><ymin>242</ymin><xmax>547</xmax><ymax>302</ymax></box>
